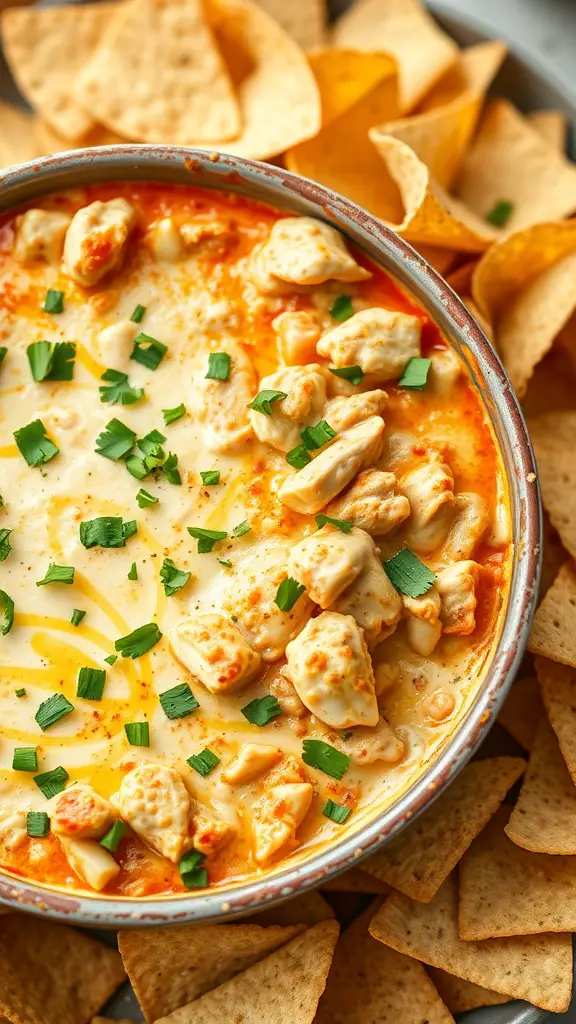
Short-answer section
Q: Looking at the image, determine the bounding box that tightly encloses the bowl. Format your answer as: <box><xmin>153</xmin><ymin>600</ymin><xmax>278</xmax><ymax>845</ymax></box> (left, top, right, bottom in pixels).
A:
<box><xmin>0</xmin><ymin>145</ymin><xmax>541</xmax><ymax>928</ymax></box>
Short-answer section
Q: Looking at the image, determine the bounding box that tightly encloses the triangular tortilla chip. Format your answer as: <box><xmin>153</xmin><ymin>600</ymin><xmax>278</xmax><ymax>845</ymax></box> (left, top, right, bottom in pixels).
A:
<box><xmin>320</xmin><ymin>867</ymin><xmax>390</xmax><ymax>893</ymax></box>
<box><xmin>537</xmin><ymin>655</ymin><xmax>576</xmax><ymax>785</ymax></box>
<box><xmin>0</xmin><ymin>912</ymin><xmax>126</xmax><ymax>1024</ymax></box>
<box><xmin>247</xmin><ymin>891</ymin><xmax>334</xmax><ymax>925</ymax></box>
<box><xmin>332</xmin><ymin>0</ymin><xmax>458</xmax><ymax>112</ymax></box>
<box><xmin>497</xmin><ymin>675</ymin><xmax>542</xmax><ymax>750</ymax></box>
<box><xmin>522</xmin><ymin>345</ymin><xmax>576</xmax><ymax>420</ymax></box>
<box><xmin>316</xmin><ymin>901</ymin><xmax>454</xmax><ymax>1023</ymax></box>
<box><xmin>153</xmin><ymin>920</ymin><xmax>339</xmax><ymax>1024</ymax></box>
<box><xmin>459</xmin><ymin>806</ymin><xmax>576</xmax><ymax>939</ymax></box>
<box><xmin>0</xmin><ymin>101</ymin><xmax>38</xmax><ymax>168</ymax></box>
<box><xmin>427</xmin><ymin>969</ymin><xmax>511</xmax><ymax>1013</ymax></box>
<box><xmin>1</xmin><ymin>3</ymin><xmax>114</xmax><ymax>140</ymax></box>
<box><xmin>309</xmin><ymin>48</ymin><xmax>400</xmax><ymax>126</ymax></box>
<box><xmin>118</xmin><ymin>922</ymin><xmax>303</xmax><ymax>1022</ymax></box>
<box><xmin>528</xmin><ymin>413</ymin><xmax>576</xmax><ymax>560</ymax></box>
<box><xmin>529</xmin><ymin>562</ymin><xmax>576</xmax><ymax>667</ymax></box>
<box><xmin>528</xmin><ymin>109</ymin><xmax>567</xmax><ymax>152</ymax></box>
<box><xmin>369</xmin><ymin>875</ymin><xmax>573</xmax><ymax>1012</ymax></box>
<box><xmin>253</xmin><ymin>0</ymin><xmax>326</xmax><ymax>49</ymax></box>
<box><xmin>362</xmin><ymin>756</ymin><xmax>525</xmax><ymax>901</ymax></box>
<box><xmin>34</xmin><ymin>116</ymin><xmax>126</xmax><ymax>156</ymax></box>
<box><xmin>415</xmin><ymin>246</ymin><xmax>457</xmax><ymax>275</ymax></box>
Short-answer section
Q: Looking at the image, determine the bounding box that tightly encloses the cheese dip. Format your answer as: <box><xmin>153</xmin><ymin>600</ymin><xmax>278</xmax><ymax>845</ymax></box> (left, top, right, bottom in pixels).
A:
<box><xmin>0</xmin><ymin>184</ymin><xmax>511</xmax><ymax>898</ymax></box>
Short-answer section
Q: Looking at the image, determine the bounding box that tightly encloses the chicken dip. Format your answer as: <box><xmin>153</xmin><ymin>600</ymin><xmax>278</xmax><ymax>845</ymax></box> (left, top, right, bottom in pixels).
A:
<box><xmin>0</xmin><ymin>184</ymin><xmax>511</xmax><ymax>899</ymax></box>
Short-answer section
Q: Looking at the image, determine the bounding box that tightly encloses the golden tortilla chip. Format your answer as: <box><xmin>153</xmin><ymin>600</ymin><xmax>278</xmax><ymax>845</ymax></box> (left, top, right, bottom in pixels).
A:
<box><xmin>363</xmin><ymin>756</ymin><xmax>525</xmax><ymax>901</ymax></box>
<box><xmin>427</xmin><ymin>970</ymin><xmax>511</xmax><ymax>1013</ymax></box>
<box><xmin>459</xmin><ymin>805</ymin><xmax>576</xmax><ymax>938</ymax></box>
<box><xmin>497</xmin><ymin>674</ymin><xmax>541</xmax><ymax>750</ymax></box>
<box><xmin>1</xmin><ymin>3</ymin><xmax>114</xmax><ymax>141</ymax></box>
<box><xmin>528</xmin><ymin>109</ymin><xmax>568</xmax><ymax>152</ymax></box>
<box><xmin>253</xmin><ymin>0</ymin><xmax>326</xmax><ymax>49</ymax></box>
<box><xmin>247</xmin><ymin>890</ymin><xmax>334</xmax><ymax>925</ymax></box>
<box><xmin>456</xmin><ymin>99</ymin><xmax>576</xmax><ymax>232</ymax></box>
<box><xmin>0</xmin><ymin>101</ymin><xmax>38</xmax><ymax>168</ymax></box>
<box><xmin>92</xmin><ymin>1019</ymin><xmax>135</xmax><ymax>1024</ymax></box>
<box><xmin>445</xmin><ymin>259</ymin><xmax>477</xmax><ymax>296</ymax></box>
<box><xmin>505</xmin><ymin>716</ymin><xmax>576</xmax><ymax>854</ymax></box>
<box><xmin>371</xmin><ymin>42</ymin><xmax>506</xmax><ymax>189</ymax></box>
<box><xmin>320</xmin><ymin>867</ymin><xmax>390</xmax><ymax>893</ymax></box>
<box><xmin>369</xmin><ymin>875</ymin><xmax>573</xmax><ymax>1012</ymax></box>
<box><xmin>34</xmin><ymin>117</ymin><xmax>126</xmax><ymax>156</ymax></box>
<box><xmin>529</xmin><ymin>562</ymin><xmax>576</xmax><ymax>667</ymax></box>
<box><xmin>415</xmin><ymin>246</ymin><xmax>457</xmax><ymax>275</ymax></box>
<box><xmin>315</xmin><ymin>901</ymin><xmax>454</xmax><ymax>1023</ymax></box>
<box><xmin>522</xmin><ymin>343</ymin><xmax>576</xmax><ymax>420</ymax></box>
<box><xmin>0</xmin><ymin>912</ymin><xmax>125</xmax><ymax>1024</ymax></box>
<box><xmin>309</xmin><ymin>48</ymin><xmax>400</xmax><ymax>126</ymax></box>
<box><xmin>537</xmin><ymin>655</ymin><xmax>576</xmax><ymax>785</ymax></box>
<box><xmin>528</xmin><ymin>412</ymin><xmax>576</xmax><ymax>559</ymax></box>
<box><xmin>153</xmin><ymin>920</ymin><xmax>339</xmax><ymax>1024</ymax></box>
<box><xmin>332</xmin><ymin>0</ymin><xmax>458</xmax><ymax>112</ymax></box>
<box><xmin>539</xmin><ymin>507</ymin><xmax>571</xmax><ymax>599</ymax></box>
<box><xmin>118</xmin><ymin>921</ymin><xmax>303</xmax><ymax>1022</ymax></box>
<box><xmin>461</xmin><ymin>295</ymin><xmax>494</xmax><ymax>342</ymax></box>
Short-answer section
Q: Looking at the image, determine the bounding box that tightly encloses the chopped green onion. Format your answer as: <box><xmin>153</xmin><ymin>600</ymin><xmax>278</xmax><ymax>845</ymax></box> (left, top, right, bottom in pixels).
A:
<box><xmin>42</xmin><ymin>289</ymin><xmax>64</xmax><ymax>314</ymax></box>
<box><xmin>99</xmin><ymin>368</ymin><xmax>144</xmax><ymax>405</ymax></box>
<box><xmin>130</xmin><ymin>304</ymin><xmax>146</xmax><ymax>324</ymax></box>
<box><xmin>95</xmin><ymin>419</ymin><xmax>136</xmax><ymax>461</ymax></box>
<box><xmin>70</xmin><ymin>608</ymin><xmax>86</xmax><ymax>627</ymax></box>
<box><xmin>159</xmin><ymin>682</ymin><xmax>199</xmax><ymax>720</ymax></box>
<box><xmin>35</xmin><ymin>693</ymin><xmax>74</xmax><ymax>730</ymax></box>
<box><xmin>15</xmin><ymin>688</ymin><xmax>26</xmax><ymax>698</ymax></box>
<box><xmin>104</xmin><ymin>654</ymin><xmax>117</xmax><ymax>666</ymax></box>
<box><xmin>329</xmin><ymin>295</ymin><xmax>354</xmax><ymax>322</ymax></box>
<box><xmin>187</xmin><ymin>748</ymin><xmax>220</xmax><ymax>777</ymax></box>
<box><xmin>163</xmin><ymin>453</ymin><xmax>181</xmax><ymax>485</ymax></box>
<box><xmin>12</xmin><ymin>746</ymin><xmax>38</xmax><ymax>772</ymax></box>
<box><xmin>27</xmin><ymin>340</ymin><xmax>75</xmax><ymax>382</ymax></box>
<box><xmin>100</xmin><ymin>820</ymin><xmax>129</xmax><ymax>852</ymax></box>
<box><xmin>36</xmin><ymin>563</ymin><xmax>74</xmax><ymax>587</ymax></box>
<box><xmin>285</xmin><ymin>444</ymin><xmax>312</xmax><ymax>470</ymax></box>
<box><xmin>124</xmin><ymin>520</ymin><xmax>138</xmax><ymax>540</ymax></box>
<box><xmin>76</xmin><ymin>666</ymin><xmax>106</xmax><ymax>700</ymax></box>
<box><xmin>139</xmin><ymin>428</ymin><xmax>166</xmax><ymax>452</ymax></box>
<box><xmin>131</xmin><ymin>332</ymin><xmax>168</xmax><ymax>370</ymax></box>
<box><xmin>136</xmin><ymin>488</ymin><xmax>158</xmax><ymax>508</ymax></box>
<box><xmin>275</xmin><ymin>577</ymin><xmax>306</xmax><ymax>612</ymax></box>
<box><xmin>179</xmin><ymin>849</ymin><xmax>207</xmax><ymax>889</ymax></box>
<box><xmin>485</xmin><ymin>199</ymin><xmax>513</xmax><ymax>227</ymax></box>
<box><xmin>33</xmin><ymin>765</ymin><xmax>69</xmax><ymax>799</ymax></box>
<box><xmin>79</xmin><ymin>516</ymin><xmax>137</xmax><ymax>548</ymax></box>
<box><xmin>27</xmin><ymin>811</ymin><xmax>50</xmax><ymax>837</ymax></box>
<box><xmin>206</xmin><ymin>351</ymin><xmax>230</xmax><ymax>381</ymax></box>
<box><xmin>159</xmin><ymin>557</ymin><xmax>191</xmax><ymax>597</ymax></box>
<box><xmin>163</xmin><ymin>403</ymin><xmax>186</xmax><ymax>426</ymax></box>
<box><xmin>127</xmin><ymin>562</ymin><xmax>138</xmax><ymax>581</ymax></box>
<box><xmin>14</xmin><ymin>419</ymin><xmax>59</xmax><ymax>467</ymax></box>
<box><xmin>0</xmin><ymin>528</ymin><xmax>12</xmax><ymax>562</ymax></box>
<box><xmin>315</xmin><ymin>514</ymin><xmax>353</xmax><ymax>533</ymax></box>
<box><xmin>302</xmin><ymin>739</ymin><xmax>350</xmax><ymax>780</ymax></box>
<box><xmin>329</xmin><ymin>365</ymin><xmax>364</xmax><ymax>386</ymax></box>
<box><xmin>301</xmin><ymin>420</ymin><xmax>336</xmax><ymax>450</ymax></box>
<box><xmin>218</xmin><ymin>559</ymin><xmax>232</xmax><ymax>568</ymax></box>
<box><xmin>115</xmin><ymin>623</ymin><xmax>162</xmax><ymax>659</ymax></box>
<box><xmin>200</xmin><ymin>470</ymin><xmax>220</xmax><ymax>486</ymax></box>
<box><xmin>0</xmin><ymin>590</ymin><xmax>14</xmax><ymax>635</ymax></box>
<box><xmin>248</xmin><ymin>389</ymin><xmax>287</xmax><ymax>416</ymax></box>
<box><xmin>241</xmin><ymin>695</ymin><xmax>282</xmax><ymax>727</ymax></box>
<box><xmin>232</xmin><ymin>520</ymin><xmax>251</xmax><ymax>538</ymax></box>
<box><xmin>323</xmin><ymin>799</ymin><xmax>351</xmax><ymax>824</ymax></box>
<box><xmin>124</xmin><ymin>722</ymin><xmax>150</xmax><ymax>746</ymax></box>
<box><xmin>383</xmin><ymin>548</ymin><xmax>435</xmax><ymax>598</ymax></box>
<box><xmin>0</xmin><ymin>347</ymin><xmax>6</xmax><ymax>370</ymax></box>
<box><xmin>187</xmin><ymin>526</ymin><xmax>228</xmax><ymax>553</ymax></box>
<box><xmin>398</xmin><ymin>357</ymin><xmax>431</xmax><ymax>391</ymax></box>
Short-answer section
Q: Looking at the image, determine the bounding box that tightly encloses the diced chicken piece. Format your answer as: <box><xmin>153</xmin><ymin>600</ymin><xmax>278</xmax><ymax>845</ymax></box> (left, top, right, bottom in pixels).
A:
<box><xmin>146</xmin><ymin>217</ymin><xmax>184</xmax><ymax>261</ymax></box>
<box><xmin>63</xmin><ymin>198</ymin><xmax>137</xmax><ymax>287</ymax></box>
<box><xmin>429</xmin><ymin>348</ymin><xmax>462</xmax><ymax>394</ymax></box>
<box><xmin>269</xmin><ymin>670</ymin><xmax>308</xmax><ymax>718</ymax></box>
<box><xmin>190</xmin><ymin>802</ymin><xmax>235</xmax><ymax>857</ymax></box>
<box><xmin>441</xmin><ymin>492</ymin><xmax>489</xmax><ymax>562</ymax></box>
<box><xmin>179</xmin><ymin>219</ymin><xmax>236</xmax><ymax>257</ymax></box>
<box><xmin>189</xmin><ymin>341</ymin><xmax>257</xmax><ymax>452</ymax></box>
<box><xmin>288</xmin><ymin>524</ymin><xmax>373</xmax><ymax>608</ymax></box>
<box><xmin>400</xmin><ymin>455</ymin><xmax>455</xmax><ymax>554</ymax></box>
<box><xmin>169</xmin><ymin>614</ymin><xmax>261</xmax><ymax>694</ymax></box>
<box><xmin>58</xmin><ymin>835</ymin><xmax>120</xmax><ymax>892</ymax></box>
<box><xmin>437</xmin><ymin>560</ymin><xmax>481</xmax><ymax>635</ymax></box>
<box><xmin>325</xmin><ymin>469</ymin><xmax>410</xmax><ymax>536</ymax></box>
<box><xmin>279</xmin><ymin>415</ymin><xmax>385</xmax><ymax>515</ymax></box>
<box><xmin>51</xmin><ymin>783</ymin><xmax>115</xmax><ymax>839</ymax></box>
<box><xmin>285</xmin><ymin>611</ymin><xmax>378</xmax><ymax>728</ymax></box>
<box><xmin>249</xmin><ymin>364</ymin><xmax>327</xmax><ymax>452</ymax></box>
<box><xmin>373</xmin><ymin>661</ymin><xmax>401</xmax><ymax>696</ymax></box>
<box><xmin>333</xmin><ymin>548</ymin><xmax>402</xmax><ymax>646</ymax></box>
<box><xmin>110</xmin><ymin>762</ymin><xmax>191</xmax><ymax>863</ymax></box>
<box><xmin>421</xmin><ymin>685</ymin><xmax>456</xmax><ymax>722</ymax></box>
<box><xmin>334</xmin><ymin>717</ymin><xmax>405</xmax><ymax>765</ymax></box>
<box><xmin>13</xmin><ymin>209</ymin><xmax>71</xmax><ymax>265</ymax></box>
<box><xmin>323</xmin><ymin>389</ymin><xmax>387</xmax><ymax>433</ymax></box>
<box><xmin>222</xmin><ymin>744</ymin><xmax>282</xmax><ymax>784</ymax></box>
<box><xmin>0</xmin><ymin>810</ymin><xmax>27</xmax><ymax>859</ymax></box>
<box><xmin>273</xmin><ymin>311</ymin><xmax>321</xmax><ymax>365</ymax></box>
<box><xmin>317</xmin><ymin>308</ymin><xmax>421</xmax><ymax>382</ymax></box>
<box><xmin>402</xmin><ymin>587</ymin><xmax>442</xmax><ymax>657</ymax></box>
<box><xmin>252</xmin><ymin>782</ymin><xmax>313</xmax><ymax>864</ymax></box>
<box><xmin>43</xmin><ymin>405</ymin><xmax>80</xmax><ymax>431</ymax></box>
<box><xmin>97</xmin><ymin>320</ymin><xmax>136</xmax><ymax>363</ymax></box>
<box><xmin>250</xmin><ymin>217</ymin><xmax>370</xmax><ymax>296</ymax></box>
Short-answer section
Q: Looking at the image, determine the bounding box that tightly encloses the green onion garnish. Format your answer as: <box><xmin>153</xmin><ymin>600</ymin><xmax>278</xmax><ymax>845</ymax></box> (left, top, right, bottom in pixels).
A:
<box><xmin>179</xmin><ymin>849</ymin><xmax>207</xmax><ymax>889</ymax></box>
<box><xmin>0</xmin><ymin>528</ymin><xmax>12</xmax><ymax>562</ymax></box>
<box><xmin>398</xmin><ymin>357</ymin><xmax>431</xmax><ymax>391</ymax></box>
<box><xmin>115</xmin><ymin>623</ymin><xmax>162</xmax><ymax>659</ymax></box>
<box><xmin>383</xmin><ymin>548</ymin><xmax>435</xmax><ymax>598</ymax></box>
<box><xmin>0</xmin><ymin>590</ymin><xmax>14</xmax><ymax>635</ymax></box>
<box><xmin>315</xmin><ymin>514</ymin><xmax>353</xmax><ymax>533</ymax></box>
<box><xmin>0</xmin><ymin>347</ymin><xmax>6</xmax><ymax>370</ymax></box>
<box><xmin>241</xmin><ymin>695</ymin><xmax>282</xmax><ymax>727</ymax></box>
<box><xmin>100</xmin><ymin>820</ymin><xmax>129</xmax><ymax>852</ymax></box>
<box><xmin>323</xmin><ymin>799</ymin><xmax>351</xmax><ymax>824</ymax></box>
<box><xmin>301</xmin><ymin>420</ymin><xmax>336</xmax><ymax>450</ymax></box>
<box><xmin>285</xmin><ymin>444</ymin><xmax>312</xmax><ymax>470</ymax></box>
<box><xmin>163</xmin><ymin>403</ymin><xmax>186</xmax><ymax>426</ymax></box>
<box><xmin>329</xmin><ymin>365</ymin><xmax>364</xmax><ymax>385</ymax></box>
<box><xmin>104</xmin><ymin>654</ymin><xmax>117</xmax><ymax>666</ymax></box>
<box><xmin>206</xmin><ymin>352</ymin><xmax>230</xmax><ymax>381</ymax></box>
<box><xmin>218</xmin><ymin>559</ymin><xmax>232</xmax><ymax>568</ymax></box>
<box><xmin>163</xmin><ymin>452</ymin><xmax>181</xmax><ymax>485</ymax></box>
<box><xmin>35</xmin><ymin>693</ymin><xmax>74</xmax><ymax>730</ymax></box>
<box><xmin>130</xmin><ymin>304</ymin><xmax>146</xmax><ymax>323</ymax></box>
<box><xmin>79</xmin><ymin>516</ymin><xmax>137</xmax><ymax>548</ymax></box>
<box><xmin>187</xmin><ymin>748</ymin><xmax>220</xmax><ymax>777</ymax></box>
<box><xmin>27</xmin><ymin>811</ymin><xmax>50</xmax><ymax>837</ymax></box>
<box><xmin>34</xmin><ymin>765</ymin><xmax>69</xmax><ymax>798</ymax></box>
<box><xmin>124</xmin><ymin>722</ymin><xmax>150</xmax><ymax>746</ymax></box>
<box><xmin>136</xmin><ymin>488</ymin><xmax>158</xmax><ymax>509</ymax></box>
<box><xmin>232</xmin><ymin>520</ymin><xmax>251</xmax><ymax>538</ymax></box>
<box><xmin>12</xmin><ymin>746</ymin><xmax>38</xmax><ymax>772</ymax></box>
<box><xmin>200</xmin><ymin>470</ymin><xmax>220</xmax><ymax>486</ymax></box>
<box><xmin>36</xmin><ymin>563</ymin><xmax>74</xmax><ymax>587</ymax></box>
<box><xmin>27</xmin><ymin>341</ymin><xmax>75</xmax><ymax>381</ymax></box>
<box><xmin>187</xmin><ymin>526</ymin><xmax>228</xmax><ymax>553</ymax></box>
<box><xmin>485</xmin><ymin>199</ymin><xmax>513</xmax><ymax>227</ymax></box>
<box><xmin>275</xmin><ymin>577</ymin><xmax>306</xmax><ymax>612</ymax></box>
<box><xmin>131</xmin><ymin>333</ymin><xmax>168</xmax><ymax>370</ymax></box>
<box><xmin>127</xmin><ymin>562</ymin><xmax>138</xmax><ymax>581</ymax></box>
<box><xmin>70</xmin><ymin>608</ymin><xmax>86</xmax><ymax>627</ymax></box>
<box><xmin>14</xmin><ymin>419</ymin><xmax>59</xmax><ymax>467</ymax></box>
<box><xmin>42</xmin><ymin>289</ymin><xmax>64</xmax><ymax>314</ymax></box>
<box><xmin>95</xmin><ymin>419</ymin><xmax>136</xmax><ymax>461</ymax></box>
<box><xmin>302</xmin><ymin>739</ymin><xmax>350</xmax><ymax>779</ymax></box>
<box><xmin>99</xmin><ymin>368</ymin><xmax>144</xmax><ymax>405</ymax></box>
<box><xmin>248</xmin><ymin>389</ymin><xmax>287</xmax><ymax>416</ymax></box>
<box><xmin>329</xmin><ymin>295</ymin><xmax>354</xmax><ymax>322</ymax></box>
<box><xmin>159</xmin><ymin>557</ymin><xmax>191</xmax><ymax>597</ymax></box>
<box><xmin>15</xmin><ymin>688</ymin><xmax>26</xmax><ymax>698</ymax></box>
<box><xmin>159</xmin><ymin>683</ymin><xmax>199</xmax><ymax>720</ymax></box>
<box><xmin>76</xmin><ymin>667</ymin><xmax>106</xmax><ymax>701</ymax></box>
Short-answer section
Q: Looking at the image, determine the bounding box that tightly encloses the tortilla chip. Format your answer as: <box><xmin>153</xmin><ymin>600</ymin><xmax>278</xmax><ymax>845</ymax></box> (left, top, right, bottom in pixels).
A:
<box><xmin>362</xmin><ymin>756</ymin><xmax>525</xmax><ymax>901</ymax></box>
<box><xmin>0</xmin><ymin>912</ymin><xmax>125</xmax><ymax>1024</ymax></box>
<box><xmin>459</xmin><ymin>805</ymin><xmax>576</xmax><ymax>938</ymax></box>
<box><xmin>445</xmin><ymin>259</ymin><xmax>477</xmax><ymax>297</ymax></box>
<box><xmin>1</xmin><ymin>3</ymin><xmax>113</xmax><ymax>141</ymax></box>
<box><xmin>369</xmin><ymin>875</ymin><xmax>573</xmax><ymax>1012</ymax></box>
<box><xmin>528</xmin><ymin>412</ymin><xmax>576</xmax><ymax>559</ymax></box>
<box><xmin>247</xmin><ymin>890</ymin><xmax>334</xmax><ymax>925</ymax></box>
<box><xmin>0</xmin><ymin>101</ymin><xmax>38</xmax><ymax>168</ymax></box>
<box><xmin>92</xmin><ymin>1019</ymin><xmax>135</xmax><ymax>1024</ymax></box>
<box><xmin>416</xmin><ymin>246</ymin><xmax>457</xmax><ymax>275</ymax></box>
<box><xmin>315</xmin><ymin>901</ymin><xmax>454</xmax><ymax>1023</ymax></box>
<box><xmin>505</xmin><ymin>716</ymin><xmax>576</xmax><ymax>854</ymax></box>
<box><xmin>253</xmin><ymin>0</ymin><xmax>326</xmax><ymax>49</ymax></box>
<box><xmin>320</xmin><ymin>868</ymin><xmax>390</xmax><ymax>893</ymax></box>
<box><xmin>497</xmin><ymin>674</ymin><xmax>541</xmax><ymax>750</ymax></box>
<box><xmin>118</xmin><ymin>922</ymin><xmax>303</xmax><ymax>1022</ymax></box>
<box><xmin>34</xmin><ymin>117</ymin><xmax>126</xmax><ymax>155</ymax></box>
<box><xmin>427</xmin><ymin>970</ymin><xmax>511</xmax><ymax>1013</ymax></box>
<box><xmin>371</xmin><ymin>42</ymin><xmax>506</xmax><ymax>189</ymax></box>
<box><xmin>461</xmin><ymin>295</ymin><xmax>493</xmax><ymax>342</ymax></box>
<box><xmin>529</xmin><ymin>561</ymin><xmax>576</xmax><ymax>667</ymax></box>
<box><xmin>332</xmin><ymin>0</ymin><xmax>458</xmax><ymax>112</ymax></box>
<box><xmin>153</xmin><ymin>920</ymin><xmax>339</xmax><ymax>1024</ymax></box>
<box><xmin>309</xmin><ymin>48</ymin><xmax>400</xmax><ymax>126</ymax></box>
<box><xmin>537</xmin><ymin>655</ymin><xmax>576</xmax><ymax>785</ymax></box>
<box><xmin>528</xmin><ymin>109</ymin><xmax>568</xmax><ymax>152</ymax></box>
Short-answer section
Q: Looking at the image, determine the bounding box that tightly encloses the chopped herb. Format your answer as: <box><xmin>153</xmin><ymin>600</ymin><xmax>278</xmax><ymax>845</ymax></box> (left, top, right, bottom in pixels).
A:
<box><xmin>33</xmin><ymin>765</ymin><xmax>69</xmax><ymax>799</ymax></box>
<box><xmin>218</xmin><ymin>559</ymin><xmax>232</xmax><ymax>568</ymax></box>
<box><xmin>302</xmin><ymin>739</ymin><xmax>350</xmax><ymax>780</ymax></box>
<box><xmin>124</xmin><ymin>722</ymin><xmax>150</xmax><ymax>746</ymax></box>
<box><xmin>286</xmin><ymin>443</ymin><xmax>312</xmax><ymax>470</ymax></box>
<box><xmin>35</xmin><ymin>693</ymin><xmax>74</xmax><ymax>730</ymax></box>
<box><xmin>0</xmin><ymin>347</ymin><xmax>6</xmax><ymax>370</ymax></box>
<box><xmin>15</xmin><ymin>688</ymin><xmax>26</xmax><ymax>698</ymax></box>
<box><xmin>124</xmin><ymin>520</ymin><xmax>138</xmax><ymax>540</ymax></box>
<box><xmin>130</xmin><ymin>304</ymin><xmax>146</xmax><ymax>324</ymax></box>
<box><xmin>128</xmin><ymin>562</ymin><xmax>138</xmax><ymax>581</ymax></box>
<box><xmin>398</xmin><ymin>356</ymin><xmax>431</xmax><ymax>391</ymax></box>
<box><xmin>187</xmin><ymin>748</ymin><xmax>220</xmax><ymax>777</ymax></box>
<box><xmin>76</xmin><ymin>666</ymin><xmax>106</xmax><ymax>700</ymax></box>
<box><xmin>100</xmin><ymin>820</ymin><xmax>129</xmax><ymax>853</ymax></box>
<box><xmin>241</xmin><ymin>695</ymin><xmax>282</xmax><ymax>726</ymax></box>
<box><xmin>70</xmin><ymin>609</ymin><xmax>86</xmax><ymax>627</ymax></box>
<box><xmin>179</xmin><ymin>849</ymin><xmax>207</xmax><ymax>889</ymax></box>
<box><xmin>12</xmin><ymin>747</ymin><xmax>38</xmax><ymax>772</ymax></box>
<box><xmin>329</xmin><ymin>364</ymin><xmax>364</xmax><ymax>386</ymax></box>
<box><xmin>329</xmin><ymin>294</ymin><xmax>354</xmax><ymax>322</ymax></box>
<box><xmin>131</xmin><ymin>332</ymin><xmax>168</xmax><ymax>370</ymax></box>
<box><xmin>383</xmin><ymin>548</ymin><xmax>435</xmax><ymax>598</ymax></box>
<box><xmin>301</xmin><ymin>420</ymin><xmax>336</xmax><ymax>450</ymax></box>
<box><xmin>323</xmin><ymin>799</ymin><xmax>351</xmax><ymax>824</ymax></box>
<box><xmin>27</xmin><ymin>341</ymin><xmax>75</xmax><ymax>381</ymax></box>
<box><xmin>138</xmin><ymin>428</ymin><xmax>166</xmax><ymax>453</ymax></box>
<box><xmin>485</xmin><ymin>199</ymin><xmax>513</xmax><ymax>227</ymax></box>
<box><xmin>0</xmin><ymin>528</ymin><xmax>11</xmax><ymax>562</ymax></box>
<box><xmin>99</xmin><ymin>368</ymin><xmax>144</xmax><ymax>405</ymax></box>
<box><xmin>206</xmin><ymin>351</ymin><xmax>230</xmax><ymax>381</ymax></box>
<box><xmin>14</xmin><ymin>419</ymin><xmax>59</xmax><ymax>467</ymax></box>
<box><xmin>42</xmin><ymin>289</ymin><xmax>64</xmax><ymax>314</ymax></box>
<box><xmin>104</xmin><ymin>654</ymin><xmax>117</xmax><ymax>666</ymax></box>
<box><xmin>36</xmin><ymin>563</ymin><xmax>74</xmax><ymax>586</ymax></box>
<box><xmin>275</xmin><ymin>577</ymin><xmax>306</xmax><ymax>612</ymax></box>
<box><xmin>200</xmin><ymin>470</ymin><xmax>220</xmax><ymax>486</ymax></box>
<box><xmin>136</xmin><ymin>488</ymin><xmax>158</xmax><ymax>509</ymax></box>
<box><xmin>163</xmin><ymin>403</ymin><xmax>186</xmax><ymax>426</ymax></box>
<box><xmin>115</xmin><ymin>623</ymin><xmax>162</xmax><ymax>659</ymax></box>
<box><xmin>159</xmin><ymin>682</ymin><xmax>199</xmax><ymax>720</ymax></box>
<box><xmin>95</xmin><ymin>419</ymin><xmax>136</xmax><ymax>461</ymax></box>
<box><xmin>159</xmin><ymin>557</ymin><xmax>191</xmax><ymax>597</ymax></box>
<box><xmin>232</xmin><ymin>520</ymin><xmax>251</xmax><ymax>538</ymax></box>
<box><xmin>0</xmin><ymin>590</ymin><xmax>14</xmax><ymax>635</ymax></box>
<box><xmin>187</xmin><ymin>526</ymin><xmax>228</xmax><ymax>554</ymax></box>
<box><xmin>315</xmin><ymin>514</ymin><xmax>353</xmax><ymax>533</ymax></box>
<box><xmin>27</xmin><ymin>811</ymin><xmax>50</xmax><ymax>837</ymax></box>
<box><xmin>79</xmin><ymin>516</ymin><xmax>137</xmax><ymax>548</ymax></box>
<box><xmin>248</xmin><ymin>389</ymin><xmax>287</xmax><ymax>416</ymax></box>
<box><xmin>162</xmin><ymin>452</ymin><xmax>181</xmax><ymax>485</ymax></box>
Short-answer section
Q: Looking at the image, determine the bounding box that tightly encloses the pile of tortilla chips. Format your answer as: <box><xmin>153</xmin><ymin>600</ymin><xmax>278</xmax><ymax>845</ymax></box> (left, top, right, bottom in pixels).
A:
<box><xmin>3</xmin><ymin>0</ymin><xmax>576</xmax><ymax>1018</ymax></box>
